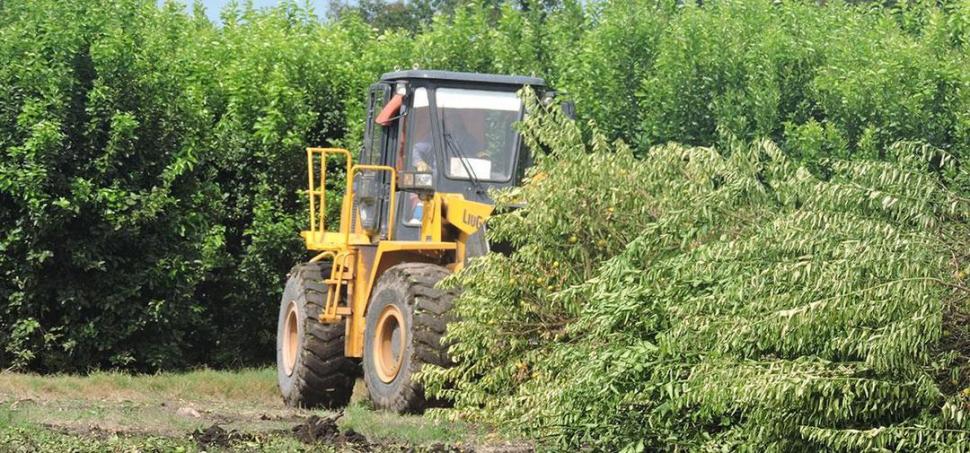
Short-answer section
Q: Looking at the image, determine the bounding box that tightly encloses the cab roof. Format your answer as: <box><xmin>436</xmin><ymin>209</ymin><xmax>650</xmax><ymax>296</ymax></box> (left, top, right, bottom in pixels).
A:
<box><xmin>380</xmin><ymin>70</ymin><xmax>546</xmax><ymax>88</ymax></box>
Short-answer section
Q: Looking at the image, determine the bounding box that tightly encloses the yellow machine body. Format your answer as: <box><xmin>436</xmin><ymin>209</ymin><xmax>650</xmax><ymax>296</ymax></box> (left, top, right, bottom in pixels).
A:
<box><xmin>301</xmin><ymin>147</ymin><xmax>493</xmax><ymax>358</ymax></box>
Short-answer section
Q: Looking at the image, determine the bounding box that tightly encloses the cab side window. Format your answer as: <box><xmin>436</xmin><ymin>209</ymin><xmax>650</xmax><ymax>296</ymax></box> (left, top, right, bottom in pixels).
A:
<box><xmin>362</xmin><ymin>84</ymin><xmax>389</xmax><ymax>165</ymax></box>
<box><xmin>405</xmin><ymin>88</ymin><xmax>433</xmax><ymax>173</ymax></box>
<box><xmin>402</xmin><ymin>88</ymin><xmax>432</xmax><ymax>226</ymax></box>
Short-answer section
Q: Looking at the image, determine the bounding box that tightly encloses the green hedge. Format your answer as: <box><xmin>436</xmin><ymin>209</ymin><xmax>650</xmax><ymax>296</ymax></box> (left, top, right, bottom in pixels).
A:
<box><xmin>0</xmin><ymin>0</ymin><xmax>966</xmax><ymax>376</ymax></box>
<box><xmin>0</xmin><ymin>0</ymin><xmax>370</xmax><ymax>370</ymax></box>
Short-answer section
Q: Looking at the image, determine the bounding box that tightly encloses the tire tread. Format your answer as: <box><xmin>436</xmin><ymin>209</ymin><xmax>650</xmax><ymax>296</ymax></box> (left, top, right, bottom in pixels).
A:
<box><xmin>364</xmin><ymin>263</ymin><xmax>455</xmax><ymax>413</ymax></box>
<box><xmin>278</xmin><ymin>263</ymin><xmax>357</xmax><ymax>409</ymax></box>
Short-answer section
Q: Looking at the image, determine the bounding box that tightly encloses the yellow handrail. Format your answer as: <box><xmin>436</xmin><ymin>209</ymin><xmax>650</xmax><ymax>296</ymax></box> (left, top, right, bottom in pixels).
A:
<box><xmin>305</xmin><ymin>148</ymin><xmax>397</xmax><ymax>247</ymax></box>
<box><xmin>306</xmin><ymin>147</ymin><xmax>352</xmax><ymax>235</ymax></box>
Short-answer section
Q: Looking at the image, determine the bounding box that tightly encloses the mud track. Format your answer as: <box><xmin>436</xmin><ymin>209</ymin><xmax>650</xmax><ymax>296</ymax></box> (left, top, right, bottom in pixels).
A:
<box><xmin>190</xmin><ymin>412</ymin><xmax>478</xmax><ymax>452</ymax></box>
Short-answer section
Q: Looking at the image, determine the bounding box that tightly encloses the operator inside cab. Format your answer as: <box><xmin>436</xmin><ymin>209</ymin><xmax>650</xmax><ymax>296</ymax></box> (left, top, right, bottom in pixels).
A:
<box><xmin>401</xmin><ymin>87</ymin><xmax>523</xmax><ymax>225</ymax></box>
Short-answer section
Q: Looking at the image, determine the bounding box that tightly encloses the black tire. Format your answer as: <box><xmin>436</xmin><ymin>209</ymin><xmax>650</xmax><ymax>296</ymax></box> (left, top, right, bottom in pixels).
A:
<box><xmin>277</xmin><ymin>262</ymin><xmax>357</xmax><ymax>408</ymax></box>
<box><xmin>363</xmin><ymin>263</ymin><xmax>455</xmax><ymax>413</ymax></box>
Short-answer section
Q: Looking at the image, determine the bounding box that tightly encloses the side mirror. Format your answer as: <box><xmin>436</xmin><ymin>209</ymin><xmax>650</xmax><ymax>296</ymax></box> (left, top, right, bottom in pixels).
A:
<box><xmin>561</xmin><ymin>101</ymin><xmax>576</xmax><ymax>120</ymax></box>
<box><xmin>376</xmin><ymin>94</ymin><xmax>404</xmax><ymax>126</ymax></box>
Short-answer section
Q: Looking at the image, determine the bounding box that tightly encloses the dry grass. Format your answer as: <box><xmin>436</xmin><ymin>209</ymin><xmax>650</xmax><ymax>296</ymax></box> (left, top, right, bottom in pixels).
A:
<box><xmin>0</xmin><ymin>367</ymin><xmax>510</xmax><ymax>451</ymax></box>
<box><xmin>0</xmin><ymin>367</ymin><xmax>280</xmax><ymax>405</ymax></box>
<box><xmin>0</xmin><ymin>368</ymin><xmax>299</xmax><ymax>439</ymax></box>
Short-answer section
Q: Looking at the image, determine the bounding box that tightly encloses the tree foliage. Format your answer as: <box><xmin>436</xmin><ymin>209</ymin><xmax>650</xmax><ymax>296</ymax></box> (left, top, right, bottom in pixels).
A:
<box><xmin>421</xmin><ymin>91</ymin><xmax>970</xmax><ymax>450</ymax></box>
<box><xmin>327</xmin><ymin>0</ymin><xmax>566</xmax><ymax>33</ymax></box>
<box><xmin>0</xmin><ymin>0</ymin><xmax>372</xmax><ymax>370</ymax></box>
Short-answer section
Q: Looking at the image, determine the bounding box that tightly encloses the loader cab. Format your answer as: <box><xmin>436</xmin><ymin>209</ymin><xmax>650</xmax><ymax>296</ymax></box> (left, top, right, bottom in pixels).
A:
<box><xmin>358</xmin><ymin>70</ymin><xmax>547</xmax><ymax>242</ymax></box>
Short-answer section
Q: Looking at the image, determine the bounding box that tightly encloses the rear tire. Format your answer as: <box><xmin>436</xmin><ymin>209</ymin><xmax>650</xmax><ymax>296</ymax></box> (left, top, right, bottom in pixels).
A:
<box><xmin>363</xmin><ymin>263</ymin><xmax>455</xmax><ymax>413</ymax></box>
<box><xmin>277</xmin><ymin>262</ymin><xmax>357</xmax><ymax>408</ymax></box>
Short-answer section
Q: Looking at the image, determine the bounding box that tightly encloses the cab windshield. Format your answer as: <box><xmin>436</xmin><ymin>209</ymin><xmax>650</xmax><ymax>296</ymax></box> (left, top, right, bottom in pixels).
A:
<box><xmin>435</xmin><ymin>88</ymin><xmax>522</xmax><ymax>182</ymax></box>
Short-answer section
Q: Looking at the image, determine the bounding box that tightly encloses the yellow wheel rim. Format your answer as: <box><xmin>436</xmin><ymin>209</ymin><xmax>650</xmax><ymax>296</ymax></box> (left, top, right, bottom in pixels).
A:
<box><xmin>374</xmin><ymin>304</ymin><xmax>406</xmax><ymax>383</ymax></box>
<box><xmin>283</xmin><ymin>301</ymin><xmax>299</xmax><ymax>376</ymax></box>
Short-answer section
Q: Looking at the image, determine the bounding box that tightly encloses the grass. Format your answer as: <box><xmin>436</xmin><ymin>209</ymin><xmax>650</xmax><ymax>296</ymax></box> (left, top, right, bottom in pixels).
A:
<box><xmin>0</xmin><ymin>368</ymin><xmax>281</xmax><ymax>404</ymax></box>
<box><xmin>0</xmin><ymin>368</ymin><xmax>518</xmax><ymax>452</ymax></box>
<box><xmin>0</xmin><ymin>419</ymin><xmax>198</xmax><ymax>453</ymax></box>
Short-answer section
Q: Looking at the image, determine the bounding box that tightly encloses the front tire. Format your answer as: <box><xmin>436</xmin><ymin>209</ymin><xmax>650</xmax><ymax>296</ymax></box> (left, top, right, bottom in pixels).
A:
<box><xmin>363</xmin><ymin>263</ymin><xmax>455</xmax><ymax>413</ymax></box>
<box><xmin>277</xmin><ymin>262</ymin><xmax>357</xmax><ymax>408</ymax></box>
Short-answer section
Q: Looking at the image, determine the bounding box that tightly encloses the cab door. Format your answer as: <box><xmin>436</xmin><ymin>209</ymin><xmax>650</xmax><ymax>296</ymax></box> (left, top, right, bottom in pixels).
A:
<box><xmin>393</xmin><ymin>86</ymin><xmax>435</xmax><ymax>242</ymax></box>
<box><xmin>357</xmin><ymin>82</ymin><xmax>397</xmax><ymax>240</ymax></box>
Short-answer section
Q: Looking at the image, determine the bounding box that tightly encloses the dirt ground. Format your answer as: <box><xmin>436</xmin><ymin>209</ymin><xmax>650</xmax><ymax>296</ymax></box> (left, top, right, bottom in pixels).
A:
<box><xmin>0</xmin><ymin>368</ymin><xmax>532</xmax><ymax>452</ymax></box>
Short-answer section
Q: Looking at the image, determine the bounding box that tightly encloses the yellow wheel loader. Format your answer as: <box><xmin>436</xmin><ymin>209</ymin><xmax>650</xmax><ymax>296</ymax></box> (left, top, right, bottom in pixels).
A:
<box><xmin>276</xmin><ymin>70</ymin><xmax>568</xmax><ymax>413</ymax></box>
